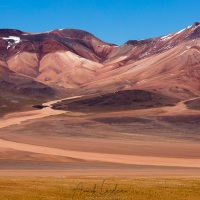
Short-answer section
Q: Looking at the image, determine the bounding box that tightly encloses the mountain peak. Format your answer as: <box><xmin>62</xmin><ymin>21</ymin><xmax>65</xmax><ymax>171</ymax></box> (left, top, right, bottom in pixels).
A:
<box><xmin>193</xmin><ymin>22</ymin><xmax>200</xmax><ymax>27</ymax></box>
<box><xmin>50</xmin><ymin>28</ymin><xmax>94</xmax><ymax>38</ymax></box>
<box><xmin>188</xmin><ymin>21</ymin><xmax>200</xmax><ymax>39</ymax></box>
<box><xmin>0</xmin><ymin>29</ymin><xmax>23</xmax><ymax>37</ymax></box>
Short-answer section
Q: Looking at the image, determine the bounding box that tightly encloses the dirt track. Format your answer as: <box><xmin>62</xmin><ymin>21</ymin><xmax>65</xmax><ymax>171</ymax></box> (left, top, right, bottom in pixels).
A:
<box><xmin>0</xmin><ymin>96</ymin><xmax>82</xmax><ymax>129</ymax></box>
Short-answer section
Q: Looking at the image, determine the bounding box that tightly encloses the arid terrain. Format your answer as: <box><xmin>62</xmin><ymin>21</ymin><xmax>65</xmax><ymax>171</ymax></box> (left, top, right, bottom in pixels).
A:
<box><xmin>0</xmin><ymin>22</ymin><xmax>200</xmax><ymax>180</ymax></box>
<box><xmin>0</xmin><ymin>97</ymin><xmax>200</xmax><ymax>177</ymax></box>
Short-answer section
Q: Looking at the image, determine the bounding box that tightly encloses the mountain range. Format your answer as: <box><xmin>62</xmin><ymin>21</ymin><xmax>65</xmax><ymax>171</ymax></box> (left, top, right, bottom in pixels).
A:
<box><xmin>1</xmin><ymin>22</ymin><xmax>200</xmax><ymax>116</ymax></box>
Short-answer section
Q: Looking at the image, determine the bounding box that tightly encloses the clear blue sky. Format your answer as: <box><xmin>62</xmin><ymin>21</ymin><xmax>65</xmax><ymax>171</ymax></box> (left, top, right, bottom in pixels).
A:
<box><xmin>0</xmin><ymin>0</ymin><xmax>200</xmax><ymax>44</ymax></box>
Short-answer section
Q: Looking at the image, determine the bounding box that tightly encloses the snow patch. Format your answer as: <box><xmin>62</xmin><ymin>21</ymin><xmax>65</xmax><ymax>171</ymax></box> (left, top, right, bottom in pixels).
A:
<box><xmin>186</xmin><ymin>46</ymin><xmax>191</xmax><ymax>49</ymax></box>
<box><xmin>160</xmin><ymin>26</ymin><xmax>187</xmax><ymax>42</ymax></box>
<box><xmin>160</xmin><ymin>34</ymin><xmax>172</xmax><ymax>41</ymax></box>
<box><xmin>164</xmin><ymin>45</ymin><xmax>172</xmax><ymax>50</ymax></box>
<box><xmin>2</xmin><ymin>36</ymin><xmax>20</xmax><ymax>43</ymax></box>
<box><xmin>180</xmin><ymin>50</ymin><xmax>188</xmax><ymax>56</ymax></box>
<box><xmin>174</xmin><ymin>28</ymin><xmax>185</xmax><ymax>36</ymax></box>
<box><xmin>139</xmin><ymin>52</ymin><xmax>151</xmax><ymax>58</ymax></box>
<box><xmin>2</xmin><ymin>36</ymin><xmax>20</xmax><ymax>49</ymax></box>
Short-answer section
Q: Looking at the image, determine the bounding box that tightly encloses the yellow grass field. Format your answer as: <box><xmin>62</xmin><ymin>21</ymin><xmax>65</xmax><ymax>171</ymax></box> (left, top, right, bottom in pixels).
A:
<box><xmin>0</xmin><ymin>177</ymin><xmax>200</xmax><ymax>200</ymax></box>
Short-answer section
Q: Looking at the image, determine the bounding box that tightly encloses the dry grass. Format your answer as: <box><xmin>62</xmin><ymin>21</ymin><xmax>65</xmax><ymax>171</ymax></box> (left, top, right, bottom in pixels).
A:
<box><xmin>0</xmin><ymin>177</ymin><xmax>200</xmax><ymax>200</ymax></box>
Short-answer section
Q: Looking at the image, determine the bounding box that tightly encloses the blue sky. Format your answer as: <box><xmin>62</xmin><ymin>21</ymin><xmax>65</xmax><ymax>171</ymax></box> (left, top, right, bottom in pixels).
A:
<box><xmin>0</xmin><ymin>0</ymin><xmax>200</xmax><ymax>44</ymax></box>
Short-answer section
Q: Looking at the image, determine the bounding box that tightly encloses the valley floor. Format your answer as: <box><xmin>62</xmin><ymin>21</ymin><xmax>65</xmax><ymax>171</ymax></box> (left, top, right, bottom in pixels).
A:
<box><xmin>0</xmin><ymin>97</ymin><xmax>200</xmax><ymax>177</ymax></box>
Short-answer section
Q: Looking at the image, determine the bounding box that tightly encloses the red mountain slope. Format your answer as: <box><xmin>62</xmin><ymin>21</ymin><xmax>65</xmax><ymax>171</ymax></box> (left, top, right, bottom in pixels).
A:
<box><xmin>0</xmin><ymin>22</ymin><xmax>200</xmax><ymax>102</ymax></box>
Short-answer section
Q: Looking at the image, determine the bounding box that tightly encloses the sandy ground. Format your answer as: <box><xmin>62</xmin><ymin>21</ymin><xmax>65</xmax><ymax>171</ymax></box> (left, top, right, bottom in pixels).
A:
<box><xmin>1</xmin><ymin>169</ymin><xmax>200</xmax><ymax>177</ymax></box>
<box><xmin>0</xmin><ymin>96</ymin><xmax>200</xmax><ymax>177</ymax></box>
<box><xmin>0</xmin><ymin>138</ymin><xmax>200</xmax><ymax>167</ymax></box>
<box><xmin>0</xmin><ymin>95</ymin><xmax>82</xmax><ymax>129</ymax></box>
